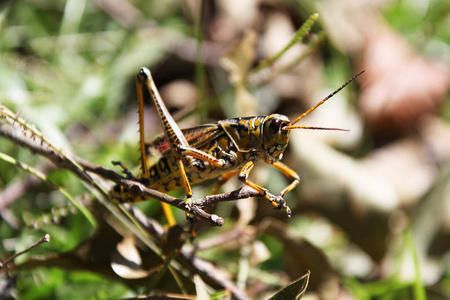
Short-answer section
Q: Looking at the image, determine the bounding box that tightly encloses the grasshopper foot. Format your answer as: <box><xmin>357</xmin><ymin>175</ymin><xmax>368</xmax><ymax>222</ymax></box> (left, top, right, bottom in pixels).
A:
<box><xmin>185</xmin><ymin>199</ymin><xmax>195</xmax><ymax>222</ymax></box>
<box><xmin>275</xmin><ymin>194</ymin><xmax>291</xmax><ymax>219</ymax></box>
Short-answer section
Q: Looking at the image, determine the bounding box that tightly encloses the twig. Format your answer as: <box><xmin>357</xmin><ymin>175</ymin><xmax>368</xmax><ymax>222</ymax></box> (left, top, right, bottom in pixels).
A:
<box><xmin>193</xmin><ymin>185</ymin><xmax>266</xmax><ymax>209</ymax></box>
<box><xmin>118</xmin><ymin>180</ymin><xmax>286</xmax><ymax>226</ymax></box>
<box><xmin>0</xmin><ymin>105</ymin><xmax>95</xmax><ymax>183</ymax></box>
<box><xmin>0</xmin><ymin>234</ymin><xmax>50</xmax><ymax>270</ymax></box>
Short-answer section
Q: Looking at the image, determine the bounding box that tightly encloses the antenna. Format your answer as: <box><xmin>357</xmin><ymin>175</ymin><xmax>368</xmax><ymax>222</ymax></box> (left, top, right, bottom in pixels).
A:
<box><xmin>284</xmin><ymin>70</ymin><xmax>365</xmax><ymax>130</ymax></box>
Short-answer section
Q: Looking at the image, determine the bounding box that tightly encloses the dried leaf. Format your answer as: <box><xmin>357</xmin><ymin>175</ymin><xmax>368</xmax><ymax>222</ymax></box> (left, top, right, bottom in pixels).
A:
<box><xmin>111</xmin><ymin>235</ymin><xmax>151</xmax><ymax>279</ymax></box>
<box><xmin>363</xmin><ymin>138</ymin><xmax>437</xmax><ymax>205</ymax></box>
<box><xmin>249</xmin><ymin>240</ymin><xmax>271</xmax><ymax>267</ymax></box>
<box><xmin>419</xmin><ymin>116</ymin><xmax>450</xmax><ymax>164</ymax></box>
<box><xmin>194</xmin><ymin>274</ymin><xmax>211</xmax><ymax>300</ymax></box>
<box><xmin>358</xmin><ymin>23</ymin><xmax>450</xmax><ymax>135</ymax></box>
<box><xmin>291</xmin><ymin>133</ymin><xmax>399</xmax><ymax>212</ymax></box>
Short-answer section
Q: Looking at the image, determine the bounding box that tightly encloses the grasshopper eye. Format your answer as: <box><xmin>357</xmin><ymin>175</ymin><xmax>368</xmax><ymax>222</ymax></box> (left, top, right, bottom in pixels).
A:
<box><xmin>268</xmin><ymin>118</ymin><xmax>283</xmax><ymax>134</ymax></box>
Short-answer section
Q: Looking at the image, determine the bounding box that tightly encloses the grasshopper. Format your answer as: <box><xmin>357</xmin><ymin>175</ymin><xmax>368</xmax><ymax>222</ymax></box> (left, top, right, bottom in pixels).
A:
<box><xmin>110</xmin><ymin>67</ymin><xmax>364</xmax><ymax>222</ymax></box>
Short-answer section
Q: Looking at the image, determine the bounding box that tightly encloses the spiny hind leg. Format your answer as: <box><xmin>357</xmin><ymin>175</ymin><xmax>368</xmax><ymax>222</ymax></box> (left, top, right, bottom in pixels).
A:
<box><xmin>136</xmin><ymin>68</ymin><xmax>178</xmax><ymax>227</ymax></box>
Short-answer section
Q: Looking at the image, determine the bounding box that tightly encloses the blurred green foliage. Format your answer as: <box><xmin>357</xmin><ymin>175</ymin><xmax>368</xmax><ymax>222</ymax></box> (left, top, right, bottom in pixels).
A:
<box><xmin>1</xmin><ymin>0</ymin><xmax>449</xmax><ymax>299</ymax></box>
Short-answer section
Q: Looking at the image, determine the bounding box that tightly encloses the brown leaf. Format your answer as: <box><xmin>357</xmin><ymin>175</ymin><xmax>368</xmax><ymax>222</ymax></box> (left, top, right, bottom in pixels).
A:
<box><xmin>362</xmin><ymin>138</ymin><xmax>437</xmax><ymax>206</ymax></box>
<box><xmin>111</xmin><ymin>235</ymin><xmax>152</xmax><ymax>279</ymax></box>
<box><xmin>419</xmin><ymin>115</ymin><xmax>450</xmax><ymax>164</ymax></box>
<box><xmin>358</xmin><ymin>24</ymin><xmax>450</xmax><ymax>136</ymax></box>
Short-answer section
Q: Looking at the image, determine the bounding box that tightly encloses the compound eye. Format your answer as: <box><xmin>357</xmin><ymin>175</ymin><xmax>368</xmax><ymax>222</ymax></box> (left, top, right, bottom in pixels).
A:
<box><xmin>268</xmin><ymin>118</ymin><xmax>282</xmax><ymax>134</ymax></box>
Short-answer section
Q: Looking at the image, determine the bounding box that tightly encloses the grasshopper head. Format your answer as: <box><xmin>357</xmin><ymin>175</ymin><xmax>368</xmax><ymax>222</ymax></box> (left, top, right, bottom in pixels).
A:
<box><xmin>262</xmin><ymin>114</ymin><xmax>291</xmax><ymax>160</ymax></box>
<box><xmin>261</xmin><ymin>71</ymin><xmax>365</xmax><ymax>161</ymax></box>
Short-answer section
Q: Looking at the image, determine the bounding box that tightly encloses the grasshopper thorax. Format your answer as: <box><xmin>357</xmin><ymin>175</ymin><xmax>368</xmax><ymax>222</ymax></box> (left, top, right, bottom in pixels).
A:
<box><xmin>262</xmin><ymin>114</ymin><xmax>291</xmax><ymax>161</ymax></box>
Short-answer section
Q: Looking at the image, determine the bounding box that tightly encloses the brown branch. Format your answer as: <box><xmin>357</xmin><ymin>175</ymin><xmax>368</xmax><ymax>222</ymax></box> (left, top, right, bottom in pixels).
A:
<box><xmin>193</xmin><ymin>185</ymin><xmax>264</xmax><ymax>208</ymax></box>
<box><xmin>0</xmin><ymin>234</ymin><xmax>50</xmax><ymax>270</ymax></box>
<box><xmin>117</xmin><ymin>180</ymin><xmax>288</xmax><ymax>226</ymax></box>
<box><xmin>117</xmin><ymin>179</ymin><xmax>225</xmax><ymax>226</ymax></box>
<box><xmin>0</xmin><ymin>122</ymin><xmax>93</xmax><ymax>183</ymax></box>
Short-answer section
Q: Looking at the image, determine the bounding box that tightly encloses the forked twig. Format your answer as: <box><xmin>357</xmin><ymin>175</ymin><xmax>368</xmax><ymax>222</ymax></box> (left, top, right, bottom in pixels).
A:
<box><xmin>115</xmin><ymin>179</ymin><xmax>277</xmax><ymax>227</ymax></box>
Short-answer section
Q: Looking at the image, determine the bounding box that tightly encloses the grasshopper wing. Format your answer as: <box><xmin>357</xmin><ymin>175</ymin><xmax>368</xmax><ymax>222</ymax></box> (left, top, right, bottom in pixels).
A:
<box><xmin>147</xmin><ymin>124</ymin><xmax>223</xmax><ymax>155</ymax></box>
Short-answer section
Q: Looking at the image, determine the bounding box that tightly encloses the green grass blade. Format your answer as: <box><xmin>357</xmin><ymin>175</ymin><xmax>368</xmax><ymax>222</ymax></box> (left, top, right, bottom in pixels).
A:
<box><xmin>407</xmin><ymin>230</ymin><xmax>427</xmax><ymax>300</ymax></box>
<box><xmin>0</xmin><ymin>152</ymin><xmax>97</xmax><ymax>228</ymax></box>
<box><xmin>251</xmin><ymin>13</ymin><xmax>319</xmax><ymax>74</ymax></box>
